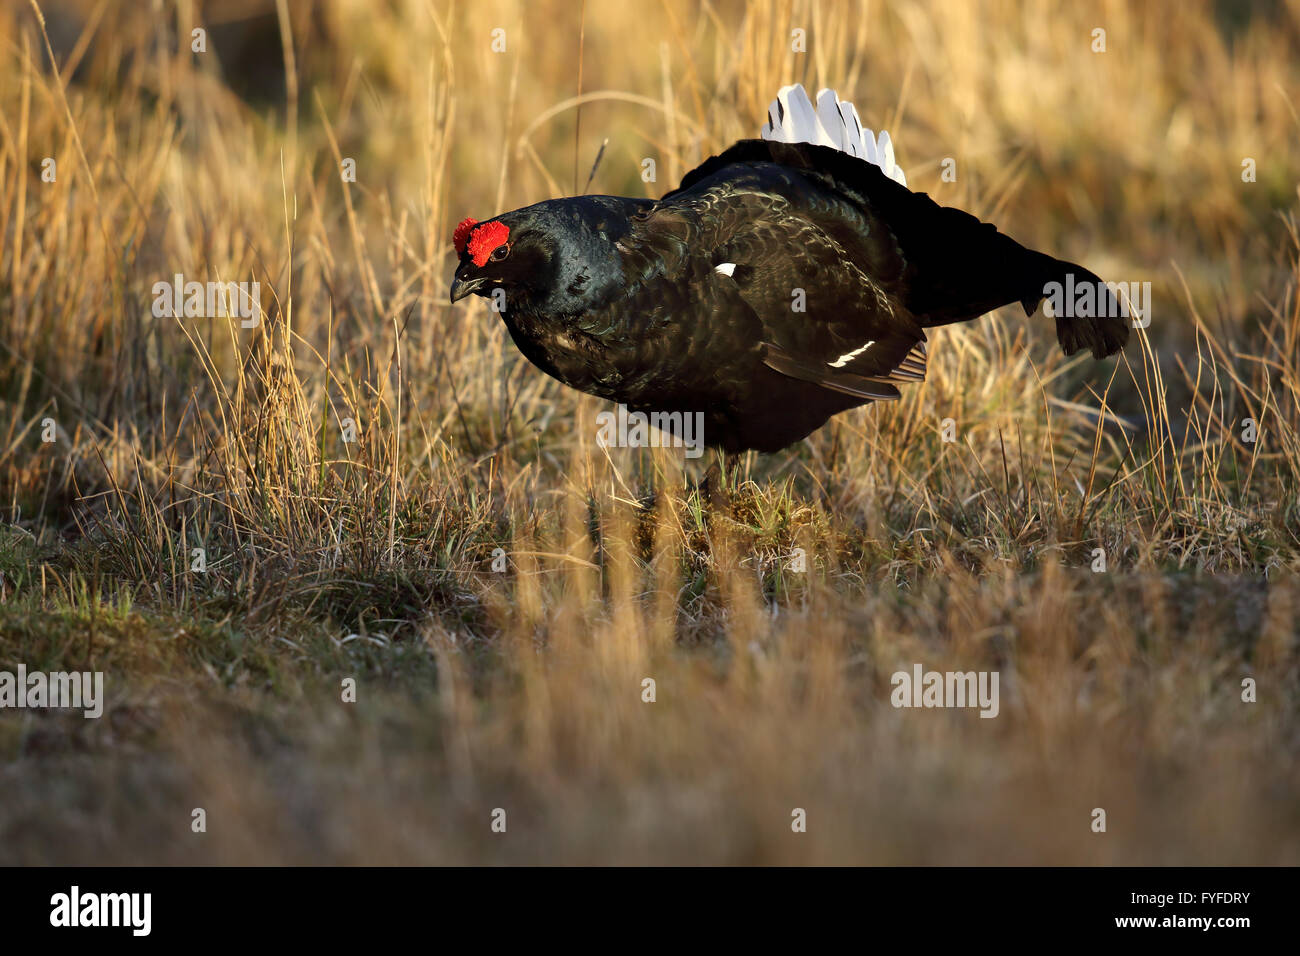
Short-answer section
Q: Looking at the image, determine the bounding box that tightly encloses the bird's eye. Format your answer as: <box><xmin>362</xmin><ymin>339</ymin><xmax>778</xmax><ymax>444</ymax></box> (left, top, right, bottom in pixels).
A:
<box><xmin>491</xmin><ymin>243</ymin><xmax>510</xmax><ymax>262</ymax></box>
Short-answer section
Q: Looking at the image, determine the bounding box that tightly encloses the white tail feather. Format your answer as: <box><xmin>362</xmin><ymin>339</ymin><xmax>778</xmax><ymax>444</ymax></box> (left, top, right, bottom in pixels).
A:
<box><xmin>760</xmin><ymin>83</ymin><xmax>907</xmax><ymax>187</ymax></box>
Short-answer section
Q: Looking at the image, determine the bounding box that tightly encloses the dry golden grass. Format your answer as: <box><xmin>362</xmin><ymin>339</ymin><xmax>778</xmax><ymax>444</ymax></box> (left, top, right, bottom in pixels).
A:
<box><xmin>0</xmin><ymin>0</ymin><xmax>1297</xmax><ymax>863</ymax></box>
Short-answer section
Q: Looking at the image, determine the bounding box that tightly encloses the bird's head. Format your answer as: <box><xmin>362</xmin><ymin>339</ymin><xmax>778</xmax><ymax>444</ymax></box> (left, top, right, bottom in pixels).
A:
<box><xmin>448</xmin><ymin>200</ymin><xmax>630</xmax><ymax>315</ymax></box>
<box><xmin>448</xmin><ymin>215</ymin><xmax>538</xmax><ymax>304</ymax></box>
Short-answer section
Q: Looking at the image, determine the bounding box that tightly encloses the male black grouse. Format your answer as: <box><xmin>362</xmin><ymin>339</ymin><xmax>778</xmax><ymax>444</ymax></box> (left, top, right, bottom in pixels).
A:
<box><xmin>449</xmin><ymin>84</ymin><xmax>1129</xmax><ymax>453</ymax></box>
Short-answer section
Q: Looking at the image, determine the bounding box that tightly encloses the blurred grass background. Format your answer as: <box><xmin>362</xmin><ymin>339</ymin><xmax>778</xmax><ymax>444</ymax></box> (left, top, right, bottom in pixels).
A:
<box><xmin>0</xmin><ymin>0</ymin><xmax>1297</xmax><ymax>863</ymax></box>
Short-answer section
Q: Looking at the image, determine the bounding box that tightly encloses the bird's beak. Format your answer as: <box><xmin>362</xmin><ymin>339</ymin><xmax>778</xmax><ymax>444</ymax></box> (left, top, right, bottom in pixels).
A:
<box><xmin>449</xmin><ymin>271</ymin><xmax>488</xmax><ymax>303</ymax></box>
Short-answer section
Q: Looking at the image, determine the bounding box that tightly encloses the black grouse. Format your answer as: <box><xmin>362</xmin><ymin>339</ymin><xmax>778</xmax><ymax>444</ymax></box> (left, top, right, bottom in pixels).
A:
<box><xmin>449</xmin><ymin>84</ymin><xmax>1129</xmax><ymax>453</ymax></box>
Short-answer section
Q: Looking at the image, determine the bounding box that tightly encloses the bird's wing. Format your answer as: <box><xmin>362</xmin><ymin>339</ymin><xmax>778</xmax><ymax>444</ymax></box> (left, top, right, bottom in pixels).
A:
<box><xmin>712</xmin><ymin>210</ymin><xmax>928</xmax><ymax>398</ymax></box>
<box><xmin>624</xmin><ymin>183</ymin><xmax>928</xmax><ymax>401</ymax></box>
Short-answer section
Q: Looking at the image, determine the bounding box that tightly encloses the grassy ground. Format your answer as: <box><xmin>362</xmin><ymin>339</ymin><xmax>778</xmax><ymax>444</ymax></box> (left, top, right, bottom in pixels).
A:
<box><xmin>1</xmin><ymin>0</ymin><xmax>1298</xmax><ymax>864</ymax></box>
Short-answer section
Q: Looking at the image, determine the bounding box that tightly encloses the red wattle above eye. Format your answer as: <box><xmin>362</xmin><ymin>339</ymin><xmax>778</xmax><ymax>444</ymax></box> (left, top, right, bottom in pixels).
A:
<box><xmin>467</xmin><ymin>221</ymin><xmax>510</xmax><ymax>267</ymax></box>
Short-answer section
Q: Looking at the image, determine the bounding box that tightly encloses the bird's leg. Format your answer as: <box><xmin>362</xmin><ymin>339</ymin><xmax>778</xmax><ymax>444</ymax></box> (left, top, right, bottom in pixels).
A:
<box><xmin>726</xmin><ymin>452</ymin><xmax>742</xmax><ymax>489</ymax></box>
<box><xmin>701</xmin><ymin>450</ymin><xmax>731</xmax><ymax>512</ymax></box>
<box><xmin>699</xmin><ymin>459</ymin><xmax>719</xmax><ymax>497</ymax></box>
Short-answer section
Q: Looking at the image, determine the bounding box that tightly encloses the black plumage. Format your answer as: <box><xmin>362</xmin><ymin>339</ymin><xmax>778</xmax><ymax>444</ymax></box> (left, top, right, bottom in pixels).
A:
<box><xmin>449</xmin><ymin>134</ymin><xmax>1128</xmax><ymax>454</ymax></box>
